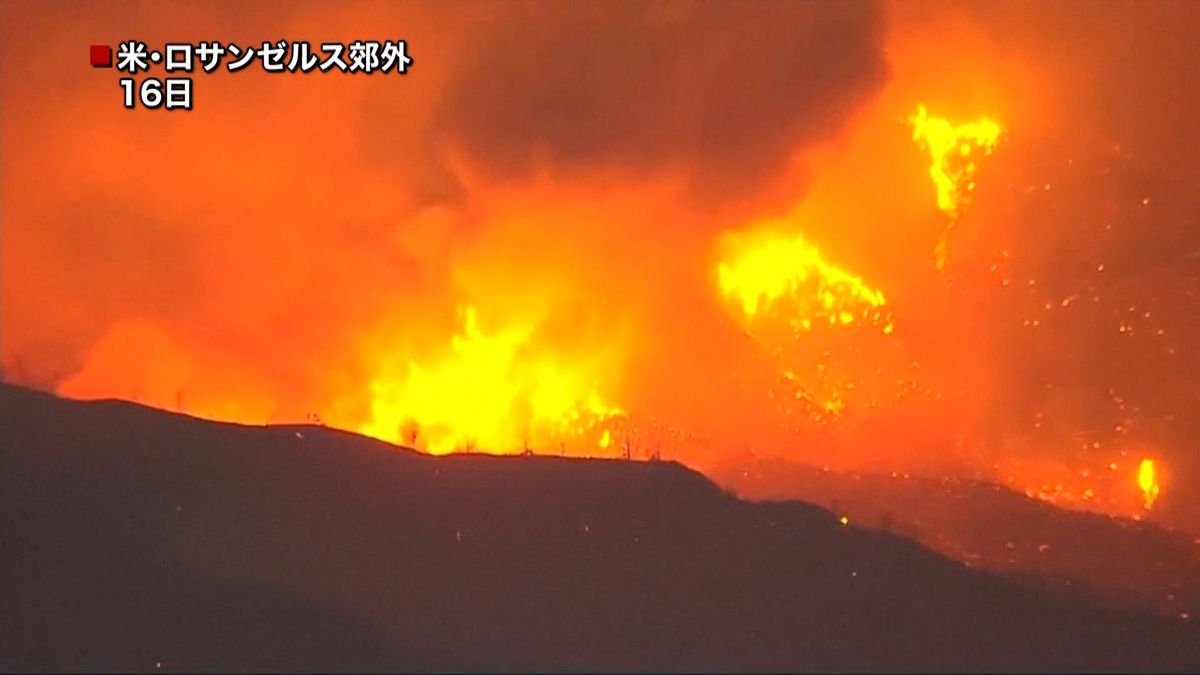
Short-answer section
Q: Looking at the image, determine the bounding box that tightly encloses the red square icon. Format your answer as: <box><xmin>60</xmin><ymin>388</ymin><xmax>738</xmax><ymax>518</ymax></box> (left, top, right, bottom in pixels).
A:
<box><xmin>90</xmin><ymin>44</ymin><xmax>113</xmax><ymax>68</ymax></box>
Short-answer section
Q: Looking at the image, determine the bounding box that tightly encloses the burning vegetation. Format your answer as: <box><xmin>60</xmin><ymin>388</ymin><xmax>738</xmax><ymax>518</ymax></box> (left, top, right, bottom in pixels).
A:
<box><xmin>359</xmin><ymin>305</ymin><xmax>623</xmax><ymax>455</ymax></box>
<box><xmin>3</xmin><ymin>2</ymin><xmax>1199</xmax><ymax>539</ymax></box>
<box><xmin>1140</xmin><ymin>458</ymin><xmax>1162</xmax><ymax>511</ymax></box>
<box><xmin>906</xmin><ymin>104</ymin><xmax>1003</xmax><ymax>269</ymax></box>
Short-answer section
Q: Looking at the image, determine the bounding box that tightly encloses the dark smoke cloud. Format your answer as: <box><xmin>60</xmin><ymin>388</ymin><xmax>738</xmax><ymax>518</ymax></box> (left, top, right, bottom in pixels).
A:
<box><xmin>439</xmin><ymin>0</ymin><xmax>888</xmax><ymax>199</ymax></box>
<box><xmin>0</xmin><ymin>0</ymin><xmax>888</xmax><ymax>405</ymax></box>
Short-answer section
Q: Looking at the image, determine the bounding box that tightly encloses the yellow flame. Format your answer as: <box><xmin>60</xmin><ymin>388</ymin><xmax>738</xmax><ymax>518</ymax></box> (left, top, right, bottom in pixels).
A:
<box><xmin>716</xmin><ymin>227</ymin><xmax>894</xmax><ymax>423</ymax></box>
<box><xmin>907</xmin><ymin>104</ymin><xmax>1002</xmax><ymax>269</ymax></box>
<box><xmin>1138</xmin><ymin>458</ymin><xmax>1161</xmax><ymax>510</ymax></box>
<box><xmin>717</xmin><ymin>232</ymin><xmax>890</xmax><ymax>331</ymax></box>
<box><xmin>360</xmin><ymin>306</ymin><xmax>621</xmax><ymax>454</ymax></box>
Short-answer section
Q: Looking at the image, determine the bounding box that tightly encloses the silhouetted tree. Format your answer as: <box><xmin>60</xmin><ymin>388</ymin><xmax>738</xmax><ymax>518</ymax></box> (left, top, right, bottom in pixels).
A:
<box><xmin>401</xmin><ymin>419</ymin><xmax>421</xmax><ymax>448</ymax></box>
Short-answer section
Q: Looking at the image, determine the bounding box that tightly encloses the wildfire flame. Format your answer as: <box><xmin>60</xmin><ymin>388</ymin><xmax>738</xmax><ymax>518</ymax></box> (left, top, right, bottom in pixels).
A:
<box><xmin>359</xmin><ymin>306</ymin><xmax>622</xmax><ymax>455</ymax></box>
<box><xmin>1138</xmin><ymin>458</ymin><xmax>1161</xmax><ymax>510</ymax></box>
<box><xmin>907</xmin><ymin>104</ymin><xmax>1003</xmax><ymax>269</ymax></box>
<box><xmin>716</xmin><ymin>226</ymin><xmax>898</xmax><ymax>425</ymax></box>
<box><xmin>717</xmin><ymin>230</ymin><xmax>891</xmax><ymax>333</ymax></box>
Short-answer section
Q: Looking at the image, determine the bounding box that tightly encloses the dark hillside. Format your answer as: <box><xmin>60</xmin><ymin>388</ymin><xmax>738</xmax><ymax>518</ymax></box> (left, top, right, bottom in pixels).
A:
<box><xmin>2</xmin><ymin>384</ymin><xmax>1197</xmax><ymax>672</ymax></box>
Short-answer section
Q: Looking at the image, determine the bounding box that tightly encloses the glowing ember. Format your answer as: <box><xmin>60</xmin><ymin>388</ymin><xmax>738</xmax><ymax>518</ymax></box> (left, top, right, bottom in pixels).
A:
<box><xmin>907</xmin><ymin>104</ymin><xmax>1003</xmax><ymax>269</ymax></box>
<box><xmin>1139</xmin><ymin>458</ymin><xmax>1161</xmax><ymax>510</ymax></box>
<box><xmin>359</xmin><ymin>306</ymin><xmax>621</xmax><ymax>454</ymax></box>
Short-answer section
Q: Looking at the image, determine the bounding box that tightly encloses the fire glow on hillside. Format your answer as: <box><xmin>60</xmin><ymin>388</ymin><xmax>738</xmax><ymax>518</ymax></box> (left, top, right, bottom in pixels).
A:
<box><xmin>907</xmin><ymin>104</ymin><xmax>1003</xmax><ymax>269</ymax></box>
<box><xmin>4</xmin><ymin>1</ymin><xmax>1198</xmax><ymax>531</ymax></box>
<box><xmin>359</xmin><ymin>305</ymin><xmax>623</xmax><ymax>454</ymax></box>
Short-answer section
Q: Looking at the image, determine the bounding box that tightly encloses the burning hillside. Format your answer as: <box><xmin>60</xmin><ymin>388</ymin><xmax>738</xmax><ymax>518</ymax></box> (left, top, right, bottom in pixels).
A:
<box><xmin>4</xmin><ymin>383</ymin><xmax>1200</xmax><ymax>671</ymax></box>
<box><xmin>717</xmin><ymin>456</ymin><xmax>1200</xmax><ymax>620</ymax></box>
<box><xmin>3</xmin><ymin>1</ymin><xmax>1200</xmax><ymax>535</ymax></box>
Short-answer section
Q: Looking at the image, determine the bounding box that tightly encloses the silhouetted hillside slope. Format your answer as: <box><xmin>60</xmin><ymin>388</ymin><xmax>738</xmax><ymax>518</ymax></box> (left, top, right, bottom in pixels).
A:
<box><xmin>715</xmin><ymin>457</ymin><xmax>1200</xmax><ymax>617</ymax></box>
<box><xmin>2</xmin><ymin>383</ymin><xmax>1198</xmax><ymax>672</ymax></box>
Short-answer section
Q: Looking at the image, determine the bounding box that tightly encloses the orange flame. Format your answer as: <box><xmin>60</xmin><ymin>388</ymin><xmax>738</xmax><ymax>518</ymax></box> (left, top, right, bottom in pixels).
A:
<box><xmin>717</xmin><ymin>229</ymin><xmax>891</xmax><ymax>333</ymax></box>
<box><xmin>359</xmin><ymin>306</ymin><xmax>622</xmax><ymax>455</ymax></box>
<box><xmin>907</xmin><ymin>104</ymin><xmax>1003</xmax><ymax>269</ymax></box>
<box><xmin>715</xmin><ymin>224</ymin><xmax>898</xmax><ymax>425</ymax></box>
<box><xmin>1138</xmin><ymin>458</ymin><xmax>1161</xmax><ymax>510</ymax></box>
